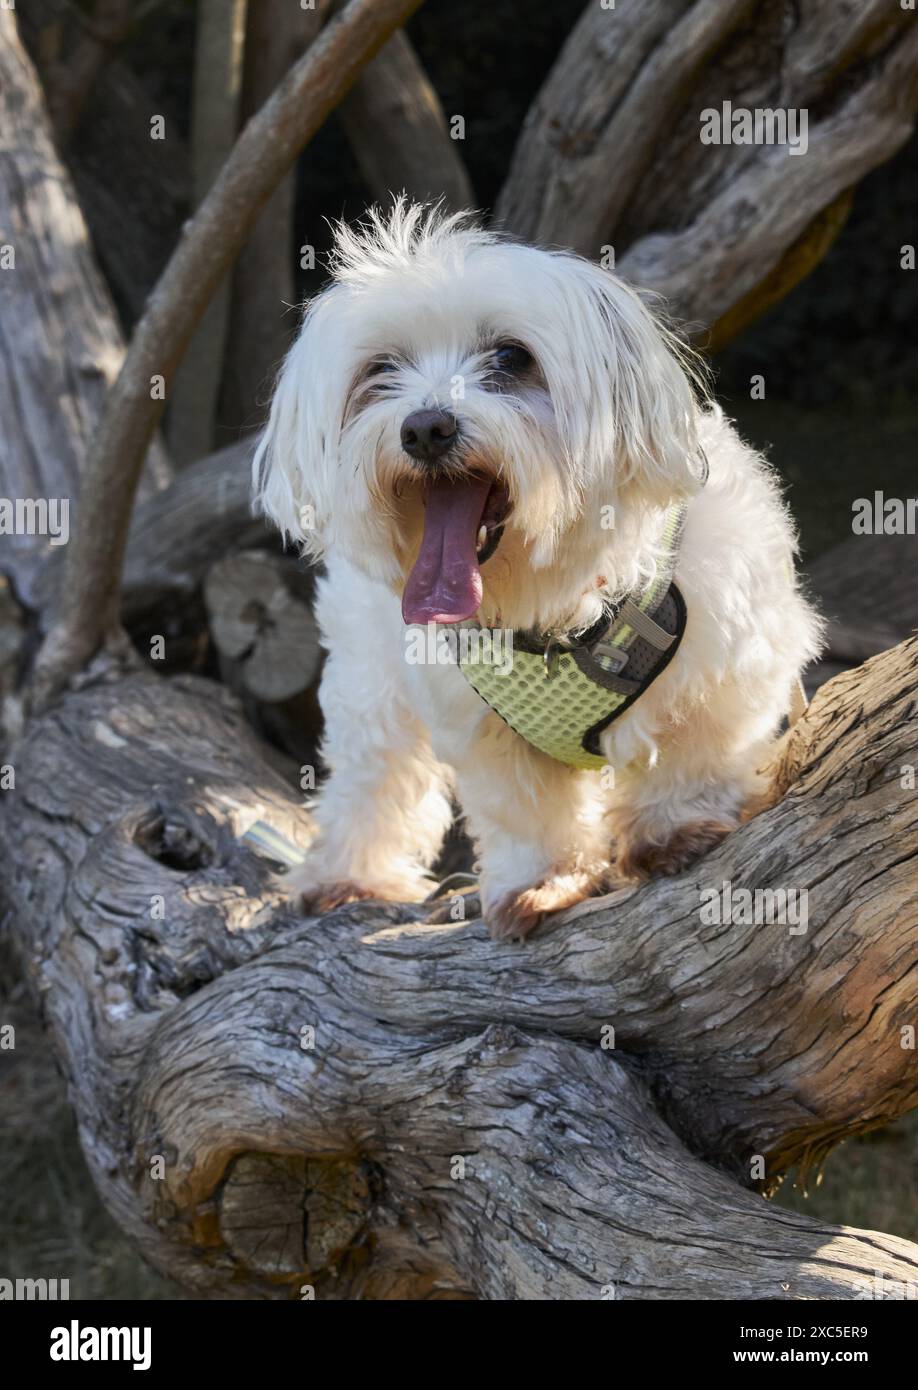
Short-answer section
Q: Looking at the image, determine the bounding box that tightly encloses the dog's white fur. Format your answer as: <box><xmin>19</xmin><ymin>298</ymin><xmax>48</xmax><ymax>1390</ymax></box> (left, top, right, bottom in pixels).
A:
<box><xmin>254</xmin><ymin>203</ymin><xmax>822</xmax><ymax>938</ymax></box>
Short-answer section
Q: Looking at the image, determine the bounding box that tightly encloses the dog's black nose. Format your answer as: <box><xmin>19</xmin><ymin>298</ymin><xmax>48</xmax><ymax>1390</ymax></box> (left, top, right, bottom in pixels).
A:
<box><xmin>400</xmin><ymin>408</ymin><xmax>458</xmax><ymax>462</ymax></box>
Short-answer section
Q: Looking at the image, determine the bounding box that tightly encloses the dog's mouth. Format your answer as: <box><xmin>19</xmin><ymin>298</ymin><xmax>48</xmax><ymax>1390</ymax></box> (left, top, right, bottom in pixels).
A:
<box><xmin>401</xmin><ymin>471</ymin><xmax>510</xmax><ymax>625</ymax></box>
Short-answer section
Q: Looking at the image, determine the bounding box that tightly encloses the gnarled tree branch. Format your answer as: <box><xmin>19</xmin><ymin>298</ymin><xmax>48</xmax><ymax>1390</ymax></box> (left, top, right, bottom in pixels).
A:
<box><xmin>1</xmin><ymin>640</ymin><xmax>915</xmax><ymax>1296</ymax></box>
<box><xmin>496</xmin><ymin>0</ymin><xmax>918</xmax><ymax>341</ymax></box>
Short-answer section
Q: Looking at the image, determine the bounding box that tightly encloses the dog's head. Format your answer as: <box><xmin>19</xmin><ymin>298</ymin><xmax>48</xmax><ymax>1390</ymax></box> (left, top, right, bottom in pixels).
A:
<box><xmin>255</xmin><ymin>202</ymin><xmax>706</xmax><ymax>628</ymax></box>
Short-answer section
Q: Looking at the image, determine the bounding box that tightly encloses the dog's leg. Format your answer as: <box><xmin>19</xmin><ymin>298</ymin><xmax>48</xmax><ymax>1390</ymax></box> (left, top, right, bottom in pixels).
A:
<box><xmin>451</xmin><ymin>718</ymin><xmax>609</xmax><ymax>942</ymax></box>
<box><xmin>607</xmin><ymin>701</ymin><xmax>774</xmax><ymax>882</ymax></box>
<box><xmin>289</xmin><ymin>698</ymin><xmax>453</xmax><ymax>912</ymax></box>
<box><xmin>287</xmin><ymin>575</ymin><xmax>453</xmax><ymax>913</ymax></box>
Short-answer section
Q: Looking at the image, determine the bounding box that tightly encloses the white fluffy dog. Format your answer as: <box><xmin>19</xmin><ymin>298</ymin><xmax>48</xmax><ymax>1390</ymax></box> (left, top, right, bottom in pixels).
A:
<box><xmin>254</xmin><ymin>203</ymin><xmax>821</xmax><ymax>940</ymax></box>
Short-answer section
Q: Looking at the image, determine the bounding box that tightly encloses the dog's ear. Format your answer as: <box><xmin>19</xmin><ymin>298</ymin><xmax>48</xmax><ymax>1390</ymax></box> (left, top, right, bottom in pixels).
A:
<box><xmin>253</xmin><ymin>288</ymin><xmax>347</xmax><ymax>562</ymax></box>
<box><xmin>548</xmin><ymin>257</ymin><xmax>707</xmax><ymax>508</ymax></box>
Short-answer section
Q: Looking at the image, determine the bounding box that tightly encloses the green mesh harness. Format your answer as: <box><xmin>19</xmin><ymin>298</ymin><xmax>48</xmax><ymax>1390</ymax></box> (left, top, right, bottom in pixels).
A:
<box><xmin>457</xmin><ymin>503</ymin><xmax>689</xmax><ymax>771</ymax></box>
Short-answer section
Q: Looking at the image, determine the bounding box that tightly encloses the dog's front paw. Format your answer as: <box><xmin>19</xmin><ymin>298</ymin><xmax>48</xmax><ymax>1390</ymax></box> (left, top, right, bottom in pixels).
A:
<box><xmin>282</xmin><ymin>862</ymin><xmax>434</xmax><ymax>914</ymax></box>
<box><xmin>296</xmin><ymin>880</ymin><xmax>382</xmax><ymax>914</ymax></box>
<box><xmin>617</xmin><ymin>818</ymin><xmax>734</xmax><ymax>881</ymax></box>
<box><xmin>486</xmin><ymin>871</ymin><xmax>595</xmax><ymax>943</ymax></box>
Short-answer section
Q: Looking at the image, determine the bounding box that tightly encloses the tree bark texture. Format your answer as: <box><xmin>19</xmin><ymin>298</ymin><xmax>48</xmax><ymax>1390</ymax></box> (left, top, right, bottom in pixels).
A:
<box><xmin>167</xmin><ymin>0</ymin><xmax>248</xmax><ymax>465</ymax></box>
<box><xmin>1</xmin><ymin>640</ymin><xmax>916</xmax><ymax>1297</ymax></box>
<box><xmin>0</xmin><ymin>10</ymin><xmax>170</xmax><ymax>605</ymax></box>
<box><xmin>338</xmin><ymin>29</ymin><xmax>475</xmax><ymax>213</ymax></box>
<box><xmin>496</xmin><ymin>0</ymin><xmax>918</xmax><ymax>341</ymax></box>
<box><xmin>217</xmin><ymin>0</ymin><xmax>330</xmax><ymax>440</ymax></box>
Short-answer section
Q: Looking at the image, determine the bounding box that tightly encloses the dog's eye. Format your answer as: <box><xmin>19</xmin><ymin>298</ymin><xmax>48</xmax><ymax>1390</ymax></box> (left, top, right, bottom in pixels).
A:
<box><xmin>367</xmin><ymin>358</ymin><xmax>399</xmax><ymax>378</ymax></box>
<box><xmin>492</xmin><ymin>343</ymin><xmax>532</xmax><ymax>374</ymax></box>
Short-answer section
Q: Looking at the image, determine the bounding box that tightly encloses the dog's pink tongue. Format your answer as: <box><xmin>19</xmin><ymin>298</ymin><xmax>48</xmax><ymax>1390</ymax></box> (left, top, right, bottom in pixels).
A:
<box><xmin>402</xmin><ymin>475</ymin><xmax>491</xmax><ymax>624</ymax></box>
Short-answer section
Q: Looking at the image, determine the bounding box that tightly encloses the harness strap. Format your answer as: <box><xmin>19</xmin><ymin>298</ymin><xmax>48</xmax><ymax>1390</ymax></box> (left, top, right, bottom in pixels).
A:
<box><xmin>454</xmin><ymin>447</ymin><xmax>809</xmax><ymax>765</ymax></box>
<box><xmin>615</xmin><ymin>598</ymin><xmax>676</xmax><ymax>652</ymax></box>
<box><xmin>458</xmin><ymin>500</ymin><xmax>689</xmax><ymax>769</ymax></box>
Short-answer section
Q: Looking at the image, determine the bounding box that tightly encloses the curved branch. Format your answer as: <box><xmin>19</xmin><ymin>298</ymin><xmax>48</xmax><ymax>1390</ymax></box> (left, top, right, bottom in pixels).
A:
<box><xmin>30</xmin><ymin>0</ymin><xmax>426</xmax><ymax>705</ymax></box>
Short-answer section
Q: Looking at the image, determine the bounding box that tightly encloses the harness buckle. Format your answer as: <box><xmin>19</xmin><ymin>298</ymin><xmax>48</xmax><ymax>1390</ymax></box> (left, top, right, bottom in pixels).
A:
<box><xmin>591</xmin><ymin>640</ymin><xmax>630</xmax><ymax>674</ymax></box>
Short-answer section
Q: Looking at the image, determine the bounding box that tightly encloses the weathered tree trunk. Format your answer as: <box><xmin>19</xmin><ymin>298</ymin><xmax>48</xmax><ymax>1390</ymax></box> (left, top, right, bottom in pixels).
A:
<box><xmin>217</xmin><ymin>0</ymin><xmax>329</xmax><ymax>440</ymax></box>
<box><xmin>19</xmin><ymin>0</ymin><xmax>193</xmax><ymax>324</ymax></box>
<box><xmin>167</xmin><ymin>0</ymin><xmax>248</xmax><ymax>465</ymax></box>
<box><xmin>338</xmin><ymin>30</ymin><xmax>475</xmax><ymax>212</ymax></box>
<box><xmin>0</xmin><ymin>9</ymin><xmax>170</xmax><ymax>605</ymax></box>
<box><xmin>0</xmin><ymin>577</ymin><xmax>26</xmax><ymax>727</ymax></box>
<box><xmin>497</xmin><ymin>0</ymin><xmax>918</xmax><ymax>343</ymax></box>
<box><xmin>203</xmin><ymin>550</ymin><xmax>320</xmax><ymax>704</ymax></box>
<box><xmin>30</xmin><ymin>439</ymin><xmax>262</xmax><ymax>632</ymax></box>
<box><xmin>1</xmin><ymin>639</ymin><xmax>916</xmax><ymax>1297</ymax></box>
<box><xmin>204</xmin><ymin>549</ymin><xmax>324</xmax><ymax>764</ymax></box>
<box><xmin>120</xmin><ymin>440</ymin><xmax>265</xmax><ymax>626</ymax></box>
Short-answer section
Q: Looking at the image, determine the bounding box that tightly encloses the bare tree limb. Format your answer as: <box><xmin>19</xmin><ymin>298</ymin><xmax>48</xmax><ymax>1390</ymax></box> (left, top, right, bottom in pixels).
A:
<box><xmin>496</xmin><ymin>0</ymin><xmax>756</xmax><ymax>252</ymax></box>
<box><xmin>620</xmin><ymin>19</ymin><xmax>918</xmax><ymax>338</ymax></box>
<box><xmin>29</xmin><ymin>0</ymin><xmax>427</xmax><ymax>706</ymax></box>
